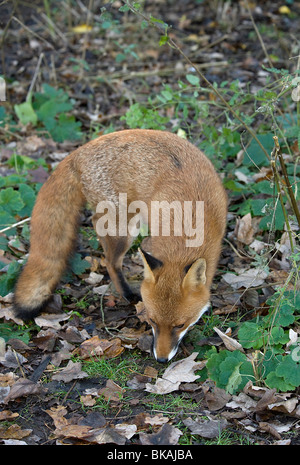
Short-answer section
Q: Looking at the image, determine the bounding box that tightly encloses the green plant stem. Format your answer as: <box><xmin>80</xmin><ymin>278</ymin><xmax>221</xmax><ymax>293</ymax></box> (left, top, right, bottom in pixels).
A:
<box><xmin>273</xmin><ymin>136</ymin><xmax>300</xmax><ymax>229</ymax></box>
<box><xmin>271</xmin><ymin>159</ymin><xmax>294</xmax><ymax>253</ymax></box>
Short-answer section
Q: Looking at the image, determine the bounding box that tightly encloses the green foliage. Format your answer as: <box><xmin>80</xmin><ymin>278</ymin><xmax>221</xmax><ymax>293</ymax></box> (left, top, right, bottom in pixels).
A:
<box><xmin>0</xmin><ymin>261</ymin><xmax>22</xmax><ymax>296</ymax></box>
<box><xmin>121</xmin><ymin>102</ymin><xmax>169</xmax><ymax>130</ymax></box>
<box><xmin>15</xmin><ymin>84</ymin><xmax>82</xmax><ymax>142</ymax></box>
<box><xmin>0</xmin><ymin>320</ymin><xmax>32</xmax><ymax>344</ymax></box>
<box><xmin>206</xmin><ymin>350</ymin><xmax>254</xmax><ymax>394</ymax></box>
<box><xmin>203</xmin><ymin>288</ymin><xmax>300</xmax><ymax>393</ymax></box>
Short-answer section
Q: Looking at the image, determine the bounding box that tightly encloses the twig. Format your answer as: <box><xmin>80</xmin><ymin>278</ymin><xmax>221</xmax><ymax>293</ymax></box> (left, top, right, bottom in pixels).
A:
<box><xmin>12</xmin><ymin>348</ymin><xmax>26</xmax><ymax>378</ymax></box>
<box><xmin>0</xmin><ymin>217</ymin><xmax>31</xmax><ymax>234</ymax></box>
<box><xmin>12</xmin><ymin>15</ymin><xmax>54</xmax><ymax>50</ymax></box>
<box><xmin>27</xmin><ymin>52</ymin><xmax>44</xmax><ymax>99</ymax></box>
<box><xmin>245</xmin><ymin>1</ymin><xmax>274</xmax><ymax>71</ymax></box>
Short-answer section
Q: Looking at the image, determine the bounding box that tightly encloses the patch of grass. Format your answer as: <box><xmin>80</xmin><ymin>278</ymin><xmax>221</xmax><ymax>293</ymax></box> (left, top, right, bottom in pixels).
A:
<box><xmin>81</xmin><ymin>356</ymin><xmax>143</xmax><ymax>387</ymax></box>
<box><xmin>141</xmin><ymin>392</ymin><xmax>201</xmax><ymax>417</ymax></box>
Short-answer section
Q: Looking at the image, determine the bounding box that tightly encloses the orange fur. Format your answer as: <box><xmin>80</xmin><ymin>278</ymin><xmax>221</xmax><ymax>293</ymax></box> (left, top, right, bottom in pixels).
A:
<box><xmin>13</xmin><ymin>130</ymin><xmax>227</xmax><ymax>361</ymax></box>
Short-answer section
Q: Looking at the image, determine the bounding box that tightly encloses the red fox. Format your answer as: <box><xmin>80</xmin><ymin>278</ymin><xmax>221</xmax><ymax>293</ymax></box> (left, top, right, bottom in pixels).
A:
<box><xmin>13</xmin><ymin>129</ymin><xmax>227</xmax><ymax>362</ymax></box>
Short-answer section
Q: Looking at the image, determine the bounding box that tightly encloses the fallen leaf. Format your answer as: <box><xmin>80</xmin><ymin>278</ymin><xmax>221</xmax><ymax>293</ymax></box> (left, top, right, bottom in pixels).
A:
<box><xmin>213</xmin><ymin>326</ymin><xmax>244</xmax><ymax>352</ymax></box>
<box><xmin>145</xmin><ymin>353</ymin><xmax>205</xmax><ymax>394</ymax></box>
<box><xmin>4</xmin><ymin>378</ymin><xmax>47</xmax><ymax>403</ymax></box>
<box><xmin>34</xmin><ymin>312</ymin><xmax>71</xmax><ymax>329</ymax></box>
<box><xmin>144</xmin><ymin>366</ymin><xmax>158</xmax><ymax>378</ymax></box>
<box><xmin>72</xmin><ymin>24</ymin><xmax>93</xmax><ymax>33</ymax></box>
<box><xmin>114</xmin><ymin>423</ymin><xmax>137</xmax><ymax>439</ymax></box>
<box><xmin>203</xmin><ymin>384</ymin><xmax>232</xmax><ymax>411</ymax></box>
<box><xmin>78</xmin><ymin>336</ymin><xmax>113</xmax><ymax>359</ymax></box>
<box><xmin>144</xmin><ymin>414</ymin><xmax>169</xmax><ymax>427</ymax></box>
<box><xmin>226</xmin><ymin>392</ymin><xmax>257</xmax><ymax>413</ymax></box>
<box><xmin>278</xmin><ymin>5</ymin><xmax>291</xmax><ymax>14</ymax></box>
<box><xmin>222</xmin><ymin>268</ymin><xmax>268</xmax><ymax>289</ymax></box>
<box><xmin>52</xmin><ymin>361</ymin><xmax>88</xmax><ymax>383</ymax></box>
<box><xmin>80</xmin><ymin>395</ymin><xmax>96</xmax><ymax>407</ymax></box>
<box><xmin>0</xmin><ymin>424</ymin><xmax>32</xmax><ymax>440</ymax></box>
<box><xmin>135</xmin><ymin>301</ymin><xmax>148</xmax><ymax>323</ymax></box>
<box><xmin>103</xmin><ymin>337</ymin><xmax>124</xmax><ymax>358</ymax></box>
<box><xmin>88</xmin><ymin>427</ymin><xmax>126</xmax><ymax>445</ymax></box>
<box><xmin>84</xmin><ymin>272</ymin><xmax>104</xmax><ymax>285</ymax></box>
<box><xmin>236</xmin><ymin>213</ymin><xmax>254</xmax><ymax>245</ymax></box>
<box><xmin>268</xmin><ymin>397</ymin><xmax>298</xmax><ymax>415</ymax></box>
<box><xmin>139</xmin><ymin>423</ymin><xmax>182</xmax><ymax>445</ymax></box>
<box><xmin>0</xmin><ymin>410</ymin><xmax>19</xmax><ymax>421</ymax></box>
<box><xmin>92</xmin><ymin>284</ymin><xmax>110</xmax><ymax>295</ymax></box>
<box><xmin>98</xmin><ymin>379</ymin><xmax>125</xmax><ymax>402</ymax></box>
<box><xmin>183</xmin><ymin>417</ymin><xmax>228</xmax><ymax>439</ymax></box>
<box><xmin>259</xmin><ymin>422</ymin><xmax>282</xmax><ymax>440</ymax></box>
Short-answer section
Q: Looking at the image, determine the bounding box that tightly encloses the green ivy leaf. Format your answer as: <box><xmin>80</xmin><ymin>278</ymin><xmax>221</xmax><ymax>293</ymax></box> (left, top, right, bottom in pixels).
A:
<box><xmin>17</xmin><ymin>183</ymin><xmax>37</xmax><ymax>217</ymax></box>
<box><xmin>207</xmin><ymin>350</ymin><xmax>254</xmax><ymax>394</ymax></box>
<box><xmin>269</xmin><ymin>326</ymin><xmax>289</xmax><ymax>345</ymax></box>
<box><xmin>276</xmin><ymin>356</ymin><xmax>300</xmax><ymax>387</ymax></box>
<box><xmin>69</xmin><ymin>253</ymin><xmax>90</xmax><ymax>276</ymax></box>
<box><xmin>0</xmin><ymin>187</ymin><xmax>24</xmax><ymax>215</ymax></box>
<box><xmin>238</xmin><ymin>321</ymin><xmax>267</xmax><ymax>349</ymax></box>
<box><xmin>265</xmin><ymin>371</ymin><xmax>295</xmax><ymax>391</ymax></box>
<box><xmin>0</xmin><ymin>261</ymin><xmax>22</xmax><ymax>296</ymax></box>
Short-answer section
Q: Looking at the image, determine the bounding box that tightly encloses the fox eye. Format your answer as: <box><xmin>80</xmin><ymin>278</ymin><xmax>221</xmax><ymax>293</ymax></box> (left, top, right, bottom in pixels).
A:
<box><xmin>174</xmin><ymin>323</ymin><xmax>184</xmax><ymax>329</ymax></box>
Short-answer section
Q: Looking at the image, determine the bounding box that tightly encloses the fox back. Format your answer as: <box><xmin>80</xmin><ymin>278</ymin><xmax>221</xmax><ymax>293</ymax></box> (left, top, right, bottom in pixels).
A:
<box><xmin>13</xmin><ymin>130</ymin><xmax>227</xmax><ymax>362</ymax></box>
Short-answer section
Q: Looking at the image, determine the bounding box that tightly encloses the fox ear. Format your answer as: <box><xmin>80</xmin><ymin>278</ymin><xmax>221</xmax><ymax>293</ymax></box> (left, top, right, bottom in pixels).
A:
<box><xmin>139</xmin><ymin>248</ymin><xmax>163</xmax><ymax>283</ymax></box>
<box><xmin>182</xmin><ymin>258</ymin><xmax>206</xmax><ymax>289</ymax></box>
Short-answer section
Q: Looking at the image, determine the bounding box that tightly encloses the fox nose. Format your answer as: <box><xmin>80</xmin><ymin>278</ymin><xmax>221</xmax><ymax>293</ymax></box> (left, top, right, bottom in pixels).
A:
<box><xmin>156</xmin><ymin>356</ymin><xmax>168</xmax><ymax>363</ymax></box>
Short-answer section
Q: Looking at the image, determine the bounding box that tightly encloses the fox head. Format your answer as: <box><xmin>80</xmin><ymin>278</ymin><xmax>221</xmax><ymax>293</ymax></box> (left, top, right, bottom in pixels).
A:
<box><xmin>139</xmin><ymin>248</ymin><xmax>210</xmax><ymax>363</ymax></box>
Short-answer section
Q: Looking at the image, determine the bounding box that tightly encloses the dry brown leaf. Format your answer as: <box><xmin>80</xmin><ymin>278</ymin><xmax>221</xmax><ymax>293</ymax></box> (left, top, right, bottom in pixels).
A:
<box><xmin>268</xmin><ymin>397</ymin><xmax>298</xmax><ymax>415</ymax></box>
<box><xmin>0</xmin><ymin>410</ymin><xmax>19</xmax><ymax>421</ymax></box>
<box><xmin>0</xmin><ymin>424</ymin><xmax>32</xmax><ymax>440</ymax></box>
<box><xmin>34</xmin><ymin>312</ymin><xmax>71</xmax><ymax>329</ymax></box>
<box><xmin>222</xmin><ymin>268</ymin><xmax>268</xmax><ymax>289</ymax></box>
<box><xmin>4</xmin><ymin>378</ymin><xmax>47</xmax><ymax>403</ymax></box>
<box><xmin>144</xmin><ymin>366</ymin><xmax>158</xmax><ymax>378</ymax></box>
<box><xmin>226</xmin><ymin>392</ymin><xmax>257</xmax><ymax>413</ymax></box>
<box><xmin>114</xmin><ymin>423</ymin><xmax>137</xmax><ymax>439</ymax></box>
<box><xmin>78</xmin><ymin>336</ymin><xmax>113</xmax><ymax>359</ymax></box>
<box><xmin>145</xmin><ymin>353</ymin><xmax>205</xmax><ymax>394</ymax></box>
<box><xmin>80</xmin><ymin>395</ymin><xmax>96</xmax><ymax>407</ymax></box>
<box><xmin>183</xmin><ymin>417</ymin><xmax>228</xmax><ymax>439</ymax></box>
<box><xmin>103</xmin><ymin>337</ymin><xmax>124</xmax><ymax>358</ymax></box>
<box><xmin>236</xmin><ymin>213</ymin><xmax>254</xmax><ymax>245</ymax></box>
<box><xmin>144</xmin><ymin>414</ymin><xmax>169</xmax><ymax>427</ymax></box>
<box><xmin>139</xmin><ymin>423</ymin><xmax>182</xmax><ymax>445</ymax></box>
<box><xmin>203</xmin><ymin>385</ymin><xmax>231</xmax><ymax>411</ymax></box>
<box><xmin>259</xmin><ymin>422</ymin><xmax>282</xmax><ymax>440</ymax></box>
<box><xmin>98</xmin><ymin>379</ymin><xmax>125</xmax><ymax>402</ymax></box>
<box><xmin>52</xmin><ymin>360</ymin><xmax>88</xmax><ymax>383</ymax></box>
<box><xmin>213</xmin><ymin>326</ymin><xmax>244</xmax><ymax>352</ymax></box>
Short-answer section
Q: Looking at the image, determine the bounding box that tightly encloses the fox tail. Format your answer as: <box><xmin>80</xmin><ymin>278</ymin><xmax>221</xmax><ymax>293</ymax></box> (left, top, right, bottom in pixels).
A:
<box><xmin>13</xmin><ymin>156</ymin><xmax>85</xmax><ymax>320</ymax></box>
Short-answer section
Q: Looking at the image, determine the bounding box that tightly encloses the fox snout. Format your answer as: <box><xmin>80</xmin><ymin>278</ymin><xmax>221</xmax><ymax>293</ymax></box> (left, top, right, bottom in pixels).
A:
<box><xmin>150</xmin><ymin>302</ymin><xmax>211</xmax><ymax>363</ymax></box>
<box><xmin>151</xmin><ymin>325</ymin><xmax>190</xmax><ymax>363</ymax></box>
